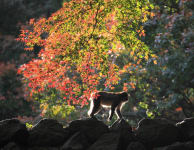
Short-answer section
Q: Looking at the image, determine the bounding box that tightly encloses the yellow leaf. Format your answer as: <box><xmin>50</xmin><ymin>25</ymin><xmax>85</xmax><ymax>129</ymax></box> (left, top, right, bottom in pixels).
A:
<box><xmin>153</xmin><ymin>60</ymin><xmax>157</xmax><ymax>64</ymax></box>
<box><xmin>99</xmin><ymin>72</ymin><xmax>103</xmax><ymax>76</ymax></box>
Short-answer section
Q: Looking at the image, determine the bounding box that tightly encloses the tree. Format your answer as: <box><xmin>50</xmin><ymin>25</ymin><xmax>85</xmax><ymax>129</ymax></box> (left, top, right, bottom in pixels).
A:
<box><xmin>0</xmin><ymin>0</ymin><xmax>64</xmax><ymax>121</ymax></box>
<box><xmin>135</xmin><ymin>0</ymin><xmax>194</xmax><ymax>120</ymax></box>
<box><xmin>18</xmin><ymin>0</ymin><xmax>153</xmax><ymax>107</ymax></box>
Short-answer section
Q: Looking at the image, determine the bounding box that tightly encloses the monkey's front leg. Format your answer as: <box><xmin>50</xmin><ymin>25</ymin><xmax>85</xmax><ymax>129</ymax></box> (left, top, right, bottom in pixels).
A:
<box><xmin>116</xmin><ymin>107</ymin><xmax>123</xmax><ymax>120</ymax></box>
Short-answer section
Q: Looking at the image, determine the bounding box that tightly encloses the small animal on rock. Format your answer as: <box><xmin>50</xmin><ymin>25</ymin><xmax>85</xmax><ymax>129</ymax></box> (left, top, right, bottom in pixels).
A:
<box><xmin>88</xmin><ymin>91</ymin><xmax>129</xmax><ymax>121</ymax></box>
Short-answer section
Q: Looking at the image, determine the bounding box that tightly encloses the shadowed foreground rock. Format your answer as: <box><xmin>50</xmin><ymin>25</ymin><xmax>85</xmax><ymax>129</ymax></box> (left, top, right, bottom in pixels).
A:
<box><xmin>68</xmin><ymin>117</ymin><xmax>109</xmax><ymax>144</ymax></box>
<box><xmin>165</xmin><ymin>141</ymin><xmax>194</xmax><ymax>150</ymax></box>
<box><xmin>154</xmin><ymin>141</ymin><xmax>194</xmax><ymax>150</ymax></box>
<box><xmin>28</xmin><ymin>118</ymin><xmax>69</xmax><ymax>147</ymax></box>
<box><xmin>0</xmin><ymin>118</ymin><xmax>29</xmax><ymax>148</ymax></box>
<box><xmin>126</xmin><ymin>141</ymin><xmax>146</xmax><ymax>150</ymax></box>
<box><xmin>1</xmin><ymin>117</ymin><xmax>194</xmax><ymax>150</ymax></box>
<box><xmin>176</xmin><ymin>117</ymin><xmax>194</xmax><ymax>142</ymax></box>
<box><xmin>88</xmin><ymin>119</ymin><xmax>134</xmax><ymax>150</ymax></box>
<box><xmin>62</xmin><ymin>132</ymin><xmax>90</xmax><ymax>150</ymax></box>
<box><xmin>87</xmin><ymin>132</ymin><xmax>120</xmax><ymax>150</ymax></box>
<box><xmin>110</xmin><ymin>119</ymin><xmax>135</xmax><ymax>150</ymax></box>
<box><xmin>136</xmin><ymin>118</ymin><xmax>180</xmax><ymax>149</ymax></box>
<box><xmin>61</xmin><ymin>117</ymin><xmax>109</xmax><ymax>150</ymax></box>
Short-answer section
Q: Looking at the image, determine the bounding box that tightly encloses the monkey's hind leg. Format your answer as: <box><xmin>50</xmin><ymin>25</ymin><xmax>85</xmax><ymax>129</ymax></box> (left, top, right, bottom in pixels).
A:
<box><xmin>108</xmin><ymin>106</ymin><xmax>116</xmax><ymax>121</ymax></box>
<box><xmin>115</xmin><ymin>103</ymin><xmax>123</xmax><ymax>120</ymax></box>
<box><xmin>88</xmin><ymin>100</ymin><xmax>102</xmax><ymax>118</ymax></box>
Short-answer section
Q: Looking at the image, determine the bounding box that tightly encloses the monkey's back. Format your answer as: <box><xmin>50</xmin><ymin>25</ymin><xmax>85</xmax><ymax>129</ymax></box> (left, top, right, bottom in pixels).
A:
<box><xmin>97</xmin><ymin>91</ymin><xmax>124</xmax><ymax>106</ymax></box>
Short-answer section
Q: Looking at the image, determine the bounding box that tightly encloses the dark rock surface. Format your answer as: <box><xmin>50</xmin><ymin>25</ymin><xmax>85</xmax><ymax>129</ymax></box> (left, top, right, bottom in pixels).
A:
<box><xmin>68</xmin><ymin>117</ymin><xmax>109</xmax><ymax>144</ymax></box>
<box><xmin>1</xmin><ymin>142</ymin><xmax>20</xmax><ymax>150</ymax></box>
<box><xmin>28</xmin><ymin>118</ymin><xmax>69</xmax><ymax>147</ymax></box>
<box><xmin>1</xmin><ymin>117</ymin><xmax>194</xmax><ymax>150</ymax></box>
<box><xmin>176</xmin><ymin>117</ymin><xmax>194</xmax><ymax>142</ymax></box>
<box><xmin>87</xmin><ymin>119</ymin><xmax>135</xmax><ymax>150</ymax></box>
<box><xmin>62</xmin><ymin>132</ymin><xmax>90</xmax><ymax>150</ymax></box>
<box><xmin>110</xmin><ymin>118</ymin><xmax>132</xmax><ymax>132</ymax></box>
<box><xmin>87</xmin><ymin>132</ymin><xmax>120</xmax><ymax>150</ymax></box>
<box><xmin>109</xmin><ymin>119</ymin><xmax>136</xmax><ymax>150</ymax></box>
<box><xmin>0</xmin><ymin>118</ymin><xmax>29</xmax><ymax>148</ymax></box>
<box><xmin>165</xmin><ymin>141</ymin><xmax>194</xmax><ymax>150</ymax></box>
<box><xmin>136</xmin><ymin>118</ymin><xmax>180</xmax><ymax>148</ymax></box>
<box><xmin>155</xmin><ymin>141</ymin><xmax>194</xmax><ymax>150</ymax></box>
<box><xmin>126</xmin><ymin>141</ymin><xmax>146</xmax><ymax>150</ymax></box>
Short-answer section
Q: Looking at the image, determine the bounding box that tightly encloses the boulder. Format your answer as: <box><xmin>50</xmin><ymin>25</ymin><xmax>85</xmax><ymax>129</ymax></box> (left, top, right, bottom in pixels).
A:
<box><xmin>166</xmin><ymin>141</ymin><xmax>194</xmax><ymax>150</ymax></box>
<box><xmin>87</xmin><ymin>132</ymin><xmax>120</xmax><ymax>150</ymax></box>
<box><xmin>28</xmin><ymin>146</ymin><xmax>61</xmax><ymax>150</ymax></box>
<box><xmin>88</xmin><ymin>119</ymin><xmax>135</xmax><ymax>150</ymax></box>
<box><xmin>68</xmin><ymin>117</ymin><xmax>109</xmax><ymax>144</ymax></box>
<box><xmin>62</xmin><ymin>132</ymin><xmax>90</xmax><ymax>150</ymax></box>
<box><xmin>109</xmin><ymin>119</ymin><xmax>132</xmax><ymax>132</ymax></box>
<box><xmin>28</xmin><ymin>118</ymin><xmax>69</xmax><ymax>147</ymax></box>
<box><xmin>176</xmin><ymin>118</ymin><xmax>194</xmax><ymax>142</ymax></box>
<box><xmin>126</xmin><ymin>141</ymin><xmax>146</xmax><ymax>150</ymax></box>
<box><xmin>136</xmin><ymin>118</ymin><xmax>180</xmax><ymax>148</ymax></box>
<box><xmin>2</xmin><ymin>142</ymin><xmax>20</xmax><ymax>150</ymax></box>
<box><xmin>109</xmin><ymin>119</ymin><xmax>136</xmax><ymax>150</ymax></box>
<box><xmin>0</xmin><ymin>118</ymin><xmax>29</xmax><ymax>148</ymax></box>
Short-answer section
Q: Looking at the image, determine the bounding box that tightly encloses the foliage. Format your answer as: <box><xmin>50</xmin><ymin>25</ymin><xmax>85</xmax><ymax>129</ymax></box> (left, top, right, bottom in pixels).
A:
<box><xmin>18</xmin><ymin>0</ymin><xmax>154</xmax><ymax>109</ymax></box>
<box><xmin>1</xmin><ymin>0</ymin><xmax>192</xmax><ymax>122</ymax></box>
<box><xmin>0</xmin><ymin>0</ymin><xmax>64</xmax><ymax>121</ymax></box>
<box><xmin>26</xmin><ymin>122</ymin><xmax>33</xmax><ymax>129</ymax></box>
<box><xmin>133</xmin><ymin>0</ymin><xmax>194</xmax><ymax>120</ymax></box>
<box><xmin>33</xmin><ymin>88</ymin><xmax>76</xmax><ymax>122</ymax></box>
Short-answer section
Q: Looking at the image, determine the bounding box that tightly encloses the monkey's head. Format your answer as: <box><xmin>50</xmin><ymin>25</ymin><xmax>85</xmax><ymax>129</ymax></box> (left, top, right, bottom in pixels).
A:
<box><xmin>121</xmin><ymin>91</ymin><xmax>129</xmax><ymax>102</ymax></box>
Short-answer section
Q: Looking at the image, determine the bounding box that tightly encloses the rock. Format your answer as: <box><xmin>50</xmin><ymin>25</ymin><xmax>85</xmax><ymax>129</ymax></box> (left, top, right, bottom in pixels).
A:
<box><xmin>88</xmin><ymin>119</ymin><xmax>135</xmax><ymax>150</ymax></box>
<box><xmin>176</xmin><ymin>118</ymin><xmax>194</xmax><ymax>142</ymax></box>
<box><xmin>2</xmin><ymin>142</ymin><xmax>20</xmax><ymax>150</ymax></box>
<box><xmin>87</xmin><ymin>132</ymin><xmax>120</xmax><ymax>150</ymax></box>
<box><xmin>62</xmin><ymin>132</ymin><xmax>90</xmax><ymax>150</ymax></box>
<box><xmin>109</xmin><ymin>119</ymin><xmax>136</xmax><ymax>150</ymax></box>
<box><xmin>126</xmin><ymin>141</ymin><xmax>146</xmax><ymax>150</ymax></box>
<box><xmin>28</xmin><ymin>147</ymin><xmax>62</xmax><ymax>150</ymax></box>
<box><xmin>166</xmin><ymin>141</ymin><xmax>194</xmax><ymax>150</ymax></box>
<box><xmin>110</xmin><ymin>119</ymin><xmax>132</xmax><ymax>132</ymax></box>
<box><xmin>136</xmin><ymin>118</ymin><xmax>180</xmax><ymax>148</ymax></box>
<box><xmin>0</xmin><ymin>119</ymin><xmax>29</xmax><ymax>148</ymax></box>
<box><xmin>28</xmin><ymin>118</ymin><xmax>69</xmax><ymax>147</ymax></box>
<box><xmin>68</xmin><ymin>117</ymin><xmax>109</xmax><ymax>144</ymax></box>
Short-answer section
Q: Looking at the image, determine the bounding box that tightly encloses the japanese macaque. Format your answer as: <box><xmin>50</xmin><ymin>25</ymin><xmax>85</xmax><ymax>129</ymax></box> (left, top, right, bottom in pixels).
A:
<box><xmin>88</xmin><ymin>91</ymin><xmax>129</xmax><ymax>121</ymax></box>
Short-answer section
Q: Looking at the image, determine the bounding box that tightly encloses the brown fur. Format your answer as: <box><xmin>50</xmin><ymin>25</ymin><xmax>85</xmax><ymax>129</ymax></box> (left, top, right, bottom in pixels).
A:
<box><xmin>88</xmin><ymin>91</ymin><xmax>128</xmax><ymax>121</ymax></box>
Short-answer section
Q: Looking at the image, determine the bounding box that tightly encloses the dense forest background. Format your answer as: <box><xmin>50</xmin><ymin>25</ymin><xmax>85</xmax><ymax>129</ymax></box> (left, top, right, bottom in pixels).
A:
<box><xmin>0</xmin><ymin>0</ymin><xmax>193</xmax><ymax>125</ymax></box>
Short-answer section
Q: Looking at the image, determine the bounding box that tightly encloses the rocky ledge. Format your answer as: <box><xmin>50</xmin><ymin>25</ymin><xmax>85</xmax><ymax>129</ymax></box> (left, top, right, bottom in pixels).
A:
<box><xmin>0</xmin><ymin>117</ymin><xmax>194</xmax><ymax>150</ymax></box>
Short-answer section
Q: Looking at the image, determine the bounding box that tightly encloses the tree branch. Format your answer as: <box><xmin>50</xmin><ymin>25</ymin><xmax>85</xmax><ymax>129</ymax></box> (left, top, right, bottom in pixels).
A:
<box><xmin>89</xmin><ymin>2</ymin><xmax>100</xmax><ymax>40</ymax></box>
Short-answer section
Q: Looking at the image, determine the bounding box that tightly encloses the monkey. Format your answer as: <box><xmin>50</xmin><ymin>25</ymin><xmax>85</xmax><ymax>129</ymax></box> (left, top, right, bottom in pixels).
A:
<box><xmin>88</xmin><ymin>91</ymin><xmax>129</xmax><ymax>121</ymax></box>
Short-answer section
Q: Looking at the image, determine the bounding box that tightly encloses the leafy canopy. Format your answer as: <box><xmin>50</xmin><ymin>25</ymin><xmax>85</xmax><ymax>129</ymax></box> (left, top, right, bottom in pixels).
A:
<box><xmin>18</xmin><ymin>0</ymin><xmax>153</xmax><ymax>106</ymax></box>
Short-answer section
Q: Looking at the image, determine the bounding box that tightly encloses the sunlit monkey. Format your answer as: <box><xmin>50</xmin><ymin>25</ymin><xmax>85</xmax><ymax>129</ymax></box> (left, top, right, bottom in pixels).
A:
<box><xmin>88</xmin><ymin>91</ymin><xmax>129</xmax><ymax>121</ymax></box>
